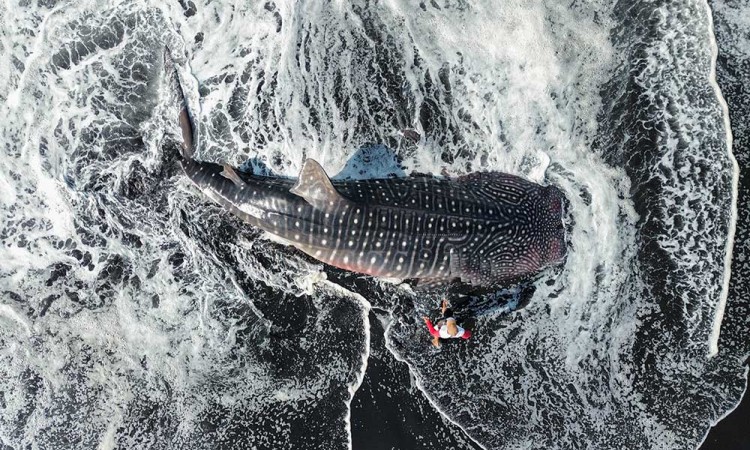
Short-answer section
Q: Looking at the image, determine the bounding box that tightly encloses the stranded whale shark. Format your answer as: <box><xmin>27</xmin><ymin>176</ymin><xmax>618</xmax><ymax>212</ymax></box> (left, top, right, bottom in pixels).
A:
<box><xmin>169</xmin><ymin>55</ymin><xmax>566</xmax><ymax>289</ymax></box>
<box><xmin>180</xmin><ymin>157</ymin><xmax>566</xmax><ymax>288</ymax></box>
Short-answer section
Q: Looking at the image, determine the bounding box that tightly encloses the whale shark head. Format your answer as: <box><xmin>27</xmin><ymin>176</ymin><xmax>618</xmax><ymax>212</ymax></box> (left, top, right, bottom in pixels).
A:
<box><xmin>539</xmin><ymin>185</ymin><xmax>568</xmax><ymax>267</ymax></box>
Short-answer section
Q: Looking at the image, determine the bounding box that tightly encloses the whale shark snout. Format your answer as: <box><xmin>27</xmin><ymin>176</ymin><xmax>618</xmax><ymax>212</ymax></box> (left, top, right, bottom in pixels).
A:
<box><xmin>541</xmin><ymin>186</ymin><xmax>568</xmax><ymax>265</ymax></box>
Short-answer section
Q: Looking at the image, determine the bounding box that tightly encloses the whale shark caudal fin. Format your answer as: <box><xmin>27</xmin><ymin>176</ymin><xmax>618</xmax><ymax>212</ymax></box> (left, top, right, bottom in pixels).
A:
<box><xmin>290</xmin><ymin>159</ymin><xmax>352</xmax><ymax>209</ymax></box>
<box><xmin>178</xmin><ymin>108</ymin><xmax>194</xmax><ymax>159</ymax></box>
<box><xmin>164</xmin><ymin>47</ymin><xmax>196</xmax><ymax>159</ymax></box>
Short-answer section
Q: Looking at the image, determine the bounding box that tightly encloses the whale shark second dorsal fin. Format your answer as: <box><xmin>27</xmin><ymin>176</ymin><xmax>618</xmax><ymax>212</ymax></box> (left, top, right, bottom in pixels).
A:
<box><xmin>290</xmin><ymin>159</ymin><xmax>350</xmax><ymax>209</ymax></box>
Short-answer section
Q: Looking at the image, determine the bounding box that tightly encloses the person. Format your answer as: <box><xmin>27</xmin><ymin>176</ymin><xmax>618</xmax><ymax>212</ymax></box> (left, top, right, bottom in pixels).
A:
<box><xmin>422</xmin><ymin>299</ymin><xmax>472</xmax><ymax>347</ymax></box>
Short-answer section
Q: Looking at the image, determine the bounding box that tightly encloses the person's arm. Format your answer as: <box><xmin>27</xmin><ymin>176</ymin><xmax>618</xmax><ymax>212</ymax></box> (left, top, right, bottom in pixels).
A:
<box><xmin>422</xmin><ymin>317</ymin><xmax>440</xmax><ymax>337</ymax></box>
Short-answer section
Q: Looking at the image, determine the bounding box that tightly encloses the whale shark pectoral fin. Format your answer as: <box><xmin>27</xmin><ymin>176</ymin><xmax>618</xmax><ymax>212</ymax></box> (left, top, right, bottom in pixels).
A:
<box><xmin>290</xmin><ymin>159</ymin><xmax>351</xmax><ymax>209</ymax></box>
<box><xmin>220</xmin><ymin>164</ymin><xmax>246</xmax><ymax>187</ymax></box>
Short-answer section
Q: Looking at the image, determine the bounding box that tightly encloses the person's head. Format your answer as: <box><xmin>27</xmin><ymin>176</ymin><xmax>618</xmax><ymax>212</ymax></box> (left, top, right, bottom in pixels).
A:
<box><xmin>446</xmin><ymin>318</ymin><xmax>459</xmax><ymax>336</ymax></box>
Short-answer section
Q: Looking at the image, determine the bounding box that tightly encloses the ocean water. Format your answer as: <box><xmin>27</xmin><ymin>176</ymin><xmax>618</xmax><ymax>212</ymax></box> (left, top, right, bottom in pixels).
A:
<box><xmin>0</xmin><ymin>0</ymin><xmax>747</xmax><ymax>449</ymax></box>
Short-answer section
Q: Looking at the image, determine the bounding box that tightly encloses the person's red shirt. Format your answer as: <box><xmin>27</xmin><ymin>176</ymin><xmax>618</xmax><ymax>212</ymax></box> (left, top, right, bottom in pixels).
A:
<box><xmin>424</xmin><ymin>319</ymin><xmax>471</xmax><ymax>339</ymax></box>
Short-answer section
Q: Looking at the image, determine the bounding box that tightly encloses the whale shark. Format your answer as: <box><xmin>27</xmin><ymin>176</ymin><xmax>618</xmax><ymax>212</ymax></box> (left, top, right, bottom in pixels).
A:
<box><xmin>168</xmin><ymin>55</ymin><xmax>566</xmax><ymax>289</ymax></box>
<box><xmin>180</xmin><ymin>156</ymin><xmax>566</xmax><ymax>288</ymax></box>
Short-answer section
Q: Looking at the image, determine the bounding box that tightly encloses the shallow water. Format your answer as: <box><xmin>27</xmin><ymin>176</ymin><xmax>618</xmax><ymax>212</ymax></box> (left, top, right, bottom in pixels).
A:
<box><xmin>0</xmin><ymin>0</ymin><xmax>747</xmax><ymax>448</ymax></box>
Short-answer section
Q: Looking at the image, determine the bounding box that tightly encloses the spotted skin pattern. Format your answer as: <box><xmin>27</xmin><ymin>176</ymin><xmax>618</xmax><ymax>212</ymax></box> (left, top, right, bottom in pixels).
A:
<box><xmin>180</xmin><ymin>158</ymin><xmax>566</xmax><ymax>288</ymax></box>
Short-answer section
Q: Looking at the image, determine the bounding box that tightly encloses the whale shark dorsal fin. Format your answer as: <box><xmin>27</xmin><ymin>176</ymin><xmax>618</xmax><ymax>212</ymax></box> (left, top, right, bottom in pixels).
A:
<box><xmin>290</xmin><ymin>159</ymin><xmax>350</xmax><ymax>209</ymax></box>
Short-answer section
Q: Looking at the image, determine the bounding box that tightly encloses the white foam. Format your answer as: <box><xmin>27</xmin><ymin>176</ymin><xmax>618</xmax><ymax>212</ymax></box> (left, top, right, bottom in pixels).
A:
<box><xmin>319</xmin><ymin>280</ymin><xmax>372</xmax><ymax>450</ymax></box>
<box><xmin>0</xmin><ymin>0</ymin><xmax>741</xmax><ymax>447</ymax></box>
<box><xmin>703</xmin><ymin>0</ymin><xmax>739</xmax><ymax>358</ymax></box>
<box><xmin>0</xmin><ymin>304</ymin><xmax>32</xmax><ymax>336</ymax></box>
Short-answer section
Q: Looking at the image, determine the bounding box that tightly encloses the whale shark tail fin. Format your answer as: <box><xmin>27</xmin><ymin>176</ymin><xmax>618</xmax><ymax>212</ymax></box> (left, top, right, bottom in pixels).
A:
<box><xmin>178</xmin><ymin>108</ymin><xmax>194</xmax><ymax>159</ymax></box>
<box><xmin>164</xmin><ymin>47</ymin><xmax>196</xmax><ymax>160</ymax></box>
<box><xmin>290</xmin><ymin>159</ymin><xmax>351</xmax><ymax>210</ymax></box>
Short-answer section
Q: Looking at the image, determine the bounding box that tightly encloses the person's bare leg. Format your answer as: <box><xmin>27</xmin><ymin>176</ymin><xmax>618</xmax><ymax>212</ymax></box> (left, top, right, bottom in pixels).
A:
<box><xmin>441</xmin><ymin>299</ymin><xmax>448</xmax><ymax>315</ymax></box>
<box><xmin>432</xmin><ymin>336</ymin><xmax>440</xmax><ymax>347</ymax></box>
